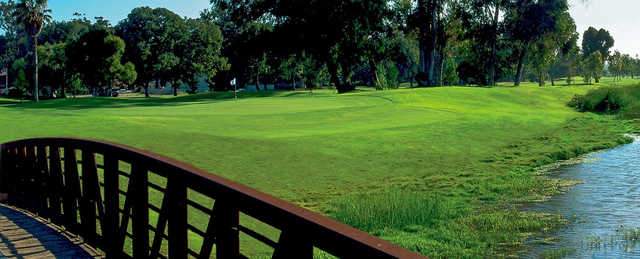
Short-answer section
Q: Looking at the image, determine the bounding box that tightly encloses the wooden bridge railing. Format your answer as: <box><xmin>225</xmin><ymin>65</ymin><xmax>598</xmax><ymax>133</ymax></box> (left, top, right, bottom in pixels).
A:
<box><xmin>0</xmin><ymin>138</ymin><xmax>425</xmax><ymax>259</ymax></box>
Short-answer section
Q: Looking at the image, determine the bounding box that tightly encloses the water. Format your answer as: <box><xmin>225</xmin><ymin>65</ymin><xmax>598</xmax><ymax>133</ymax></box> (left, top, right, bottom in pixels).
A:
<box><xmin>525</xmin><ymin>136</ymin><xmax>640</xmax><ymax>258</ymax></box>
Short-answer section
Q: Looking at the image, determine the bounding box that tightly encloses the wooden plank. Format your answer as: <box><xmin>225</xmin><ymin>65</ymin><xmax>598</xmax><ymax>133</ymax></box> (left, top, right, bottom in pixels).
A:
<box><xmin>9</xmin><ymin>146</ymin><xmax>27</xmax><ymax>200</ymax></box>
<box><xmin>0</xmin><ymin>148</ymin><xmax>10</xmax><ymax>194</ymax></box>
<box><xmin>25</xmin><ymin>145</ymin><xmax>38</xmax><ymax>213</ymax></box>
<box><xmin>81</xmin><ymin>150</ymin><xmax>98</xmax><ymax>244</ymax></box>
<box><xmin>131</xmin><ymin>162</ymin><xmax>149</xmax><ymax>258</ymax></box>
<box><xmin>36</xmin><ymin>145</ymin><xmax>50</xmax><ymax>218</ymax></box>
<box><xmin>63</xmin><ymin>145</ymin><xmax>80</xmax><ymax>233</ymax></box>
<box><xmin>168</xmin><ymin>173</ymin><xmax>187</xmax><ymax>259</ymax></box>
<box><xmin>48</xmin><ymin>146</ymin><xmax>64</xmax><ymax>225</ymax></box>
<box><xmin>3</xmin><ymin>148</ymin><xmax>17</xmax><ymax>199</ymax></box>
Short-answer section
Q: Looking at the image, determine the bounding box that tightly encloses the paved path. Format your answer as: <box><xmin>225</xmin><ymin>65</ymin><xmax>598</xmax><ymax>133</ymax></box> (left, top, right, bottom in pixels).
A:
<box><xmin>0</xmin><ymin>205</ymin><xmax>102</xmax><ymax>258</ymax></box>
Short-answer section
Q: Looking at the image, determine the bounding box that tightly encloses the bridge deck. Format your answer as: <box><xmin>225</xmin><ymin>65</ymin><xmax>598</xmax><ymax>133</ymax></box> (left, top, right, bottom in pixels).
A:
<box><xmin>0</xmin><ymin>205</ymin><xmax>102</xmax><ymax>258</ymax></box>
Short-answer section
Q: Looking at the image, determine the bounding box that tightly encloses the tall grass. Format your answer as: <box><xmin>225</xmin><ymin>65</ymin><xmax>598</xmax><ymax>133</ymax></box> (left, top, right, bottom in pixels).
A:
<box><xmin>569</xmin><ymin>85</ymin><xmax>640</xmax><ymax>113</ymax></box>
<box><xmin>330</xmin><ymin>192</ymin><xmax>566</xmax><ymax>258</ymax></box>
<box><xmin>543</xmin><ymin>248</ymin><xmax>576</xmax><ymax>259</ymax></box>
<box><xmin>586</xmin><ymin>226</ymin><xmax>640</xmax><ymax>250</ymax></box>
<box><xmin>568</xmin><ymin>84</ymin><xmax>640</xmax><ymax>120</ymax></box>
<box><xmin>329</xmin><ymin>191</ymin><xmax>467</xmax><ymax>232</ymax></box>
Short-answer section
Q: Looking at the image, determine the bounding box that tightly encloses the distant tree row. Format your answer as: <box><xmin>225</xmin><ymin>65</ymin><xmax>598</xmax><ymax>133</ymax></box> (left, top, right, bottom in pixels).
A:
<box><xmin>2</xmin><ymin>0</ymin><xmax>639</xmax><ymax>101</ymax></box>
<box><xmin>1</xmin><ymin>1</ymin><xmax>227</xmax><ymax>100</ymax></box>
<box><xmin>201</xmin><ymin>0</ymin><xmax>638</xmax><ymax>93</ymax></box>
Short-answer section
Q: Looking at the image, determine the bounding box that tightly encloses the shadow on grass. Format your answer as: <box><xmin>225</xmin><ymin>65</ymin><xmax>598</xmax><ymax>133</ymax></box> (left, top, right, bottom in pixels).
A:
<box><xmin>0</xmin><ymin>100</ymin><xmax>19</xmax><ymax>105</ymax></box>
<box><xmin>1</xmin><ymin>91</ymin><xmax>308</xmax><ymax>110</ymax></box>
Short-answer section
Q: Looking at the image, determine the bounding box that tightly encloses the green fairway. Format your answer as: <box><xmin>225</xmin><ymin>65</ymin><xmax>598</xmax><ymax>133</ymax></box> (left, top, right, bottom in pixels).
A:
<box><xmin>0</xmin><ymin>78</ymin><xmax>638</xmax><ymax>257</ymax></box>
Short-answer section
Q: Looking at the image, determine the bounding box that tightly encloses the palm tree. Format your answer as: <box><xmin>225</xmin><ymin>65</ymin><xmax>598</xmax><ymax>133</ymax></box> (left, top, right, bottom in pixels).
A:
<box><xmin>13</xmin><ymin>0</ymin><xmax>51</xmax><ymax>102</ymax></box>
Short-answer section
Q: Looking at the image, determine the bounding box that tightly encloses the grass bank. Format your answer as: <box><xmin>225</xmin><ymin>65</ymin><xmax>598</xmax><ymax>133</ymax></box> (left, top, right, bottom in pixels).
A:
<box><xmin>0</xmin><ymin>78</ymin><xmax>637</xmax><ymax>257</ymax></box>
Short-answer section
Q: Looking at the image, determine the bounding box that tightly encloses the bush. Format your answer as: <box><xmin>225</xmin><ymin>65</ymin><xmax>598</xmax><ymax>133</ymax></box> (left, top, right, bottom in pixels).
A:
<box><xmin>568</xmin><ymin>94</ymin><xmax>585</xmax><ymax>110</ymax></box>
<box><xmin>442</xmin><ymin>57</ymin><xmax>459</xmax><ymax>86</ymax></box>
<box><xmin>569</xmin><ymin>85</ymin><xmax>640</xmax><ymax>113</ymax></box>
<box><xmin>7</xmin><ymin>88</ymin><xmax>25</xmax><ymax>98</ymax></box>
<box><xmin>375</xmin><ymin>61</ymin><xmax>400</xmax><ymax>90</ymax></box>
<box><xmin>621</xmin><ymin>103</ymin><xmax>640</xmax><ymax>119</ymax></box>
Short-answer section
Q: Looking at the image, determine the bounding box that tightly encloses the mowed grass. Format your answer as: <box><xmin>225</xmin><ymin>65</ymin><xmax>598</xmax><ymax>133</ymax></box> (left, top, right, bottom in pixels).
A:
<box><xmin>0</xmin><ymin>77</ymin><xmax>637</xmax><ymax>257</ymax></box>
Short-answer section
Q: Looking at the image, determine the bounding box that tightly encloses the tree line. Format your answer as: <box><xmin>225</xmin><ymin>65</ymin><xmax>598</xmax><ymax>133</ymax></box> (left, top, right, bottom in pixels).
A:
<box><xmin>1</xmin><ymin>0</ymin><xmax>639</xmax><ymax>101</ymax></box>
<box><xmin>1</xmin><ymin>0</ymin><xmax>227</xmax><ymax>100</ymax></box>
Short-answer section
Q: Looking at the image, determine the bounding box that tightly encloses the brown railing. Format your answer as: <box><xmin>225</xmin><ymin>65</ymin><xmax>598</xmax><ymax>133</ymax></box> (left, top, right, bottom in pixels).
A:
<box><xmin>0</xmin><ymin>138</ymin><xmax>426</xmax><ymax>259</ymax></box>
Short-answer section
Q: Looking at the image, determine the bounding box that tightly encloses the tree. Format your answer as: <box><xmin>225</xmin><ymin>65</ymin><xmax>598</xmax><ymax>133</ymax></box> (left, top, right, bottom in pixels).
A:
<box><xmin>37</xmin><ymin>42</ymin><xmax>67</xmax><ymax>96</ymax></box>
<box><xmin>12</xmin><ymin>0</ymin><xmax>51</xmax><ymax>102</ymax></box>
<box><xmin>608</xmin><ymin>50</ymin><xmax>623</xmax><ymax>81</ymax></box>
<box><xmin>457</xmin><ymin>0</ymin><xmax>505</xmax><ymax>86</ymax></box>
<box><xmin>487</xmin><ymin>0</ymin><xmax>503</xmax><ymax>87</ymax></box>
<box><xmin>203</xmin><ymin>1</ymin><xmax>276</xmax><ymax>92</ymax></box>
<box><xmin>0</xmin><ymin>0</ymin><xmax>18</xmax><ymax>33</ymax></box>
<box><xmin>116</xmin><ymin>7</ymin><xmax>194</xmax><ymax>97</ymax></box>
<box><xmin>299</xmin><ymin>54</ymin><xmax>328</xmax><ymax>93</ymax></box>
<box><xmin>115</xmin><ymin>7</ymin><xmax>156</xmax><ymax>98</ymax></box>
<box><xmin>562</xmin><ymin>33</ymin><xmax>580</xmax><ymax>85</ymax></box>
<box><xmin>388</xmin><ymin>0</ymin><xmax>420</xmax><ymax>86</ymax></box>
<box><xmin>412</xmin><ymin>0</ymin><xmax>452</xmax><ymax>87</ymax></box>
<box><xmin>621</xmin><ymin>54</ymin><xmax>633</xmax><ymax>78</ymax></box>
<box><xmin>583</xmin><ymin>50</ymin><xmax>602</xmax><ymax>84</ymax></box>
<box><xmin>504</xmin><ymin>0</ymin><xmax>570</xmax><ymax>86</ymax></box>
<box><xmin>530</xmin><ymin>10</ymin><xmax>576</xmax><ymax>86</ymax></box>
<box><xmin>66</xmin><ymin>29</ymin><xmax>135</xmax><ymax>95</ymax></box>
<box><xmin>276</xmin><ymin>54</ymin><xmax>302</xmax><ymax>90</ymax></box>
<box><xmin>634</xmin><ymin>56</ymin><xmax>640</xmax><ymax>79</ymax></box>
<box><xmin>581</xmin><ymin>27</ymin><xmax>613</xmax><ymax>83</ymax></box>
<box><xmin>582</xmin><ymin>27</ymin><xmax>614</xmax><ymax>59</ymax></box>
<box><xmin>38</xmin><ymin>17</ymin><xmax>93</xmax><ymax>45</ymax></box>
<box><xmin>210</xmin><ymin>0</ymin><xmax>391</xmax><ymax>93</ymax></box>
<box><xmin>11</xmin><ymin>58</ymin><xmax>28</xmax><ymax>96</ymax></box>
<box><xmin>149</xmin><ymin>8</ymin><xmax>185</xmax><ymax>95</ymax></box>
<box><xmin>442</xmin><ymin>55</ymin><xmax>459</xmax><ymax>85</ymax></box>
<box><xmin>176</xmin><ymin>19</ymin><xmax>228</xmax><ymax>95</ymax></box>
<box><xmin>1</xmin><ymin>1</ymin><xmax>26</xmax><ymax>86</ymax></box>
<box><xmin>117</xmin><ymin>62</ymin><xmax>137</xmax><ymax>88</ymax></box>
<box><xmin>528</xmin><ymin>35</ymin><xmax>555</xmax><ymax>86</ymax></box>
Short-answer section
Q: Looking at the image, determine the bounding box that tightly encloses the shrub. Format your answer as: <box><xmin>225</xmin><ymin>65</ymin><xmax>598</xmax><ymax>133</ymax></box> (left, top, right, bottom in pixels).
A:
<box><xmin>375</xmin><ymin>61</ymin><xmax>400</xmax><ymax>90</ymax></box>
<box><xmin>569</xmin><ymin>85</ymin><xmax>640</xmax><ymax>113</ymax></box>
<box><xmin>568</xmin><ymin>94</ymin><xmax>585</xmax><ymax>110</ymax></box>
<box><xmin>442</xmin><ymin>56</ymin><xmax>459</xmax><ymax>86</ymax></box>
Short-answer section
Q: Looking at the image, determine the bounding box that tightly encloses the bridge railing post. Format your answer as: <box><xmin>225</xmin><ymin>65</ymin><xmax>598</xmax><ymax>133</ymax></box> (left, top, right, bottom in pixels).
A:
<box><xmin>215</xmin><ymin>199</ymin><xmax>240</xmax><ymax>258</ymax></box>
<box><xmin>48</xmin><ymin>145</ymin><xmax>64</xmax><ymax>225</ymax></box>
<box><xmin>80</xmin><ymin>149</ymin><xmax>98</xmax><ymax>244</ymax></box>
<box><xmin>63</xmin><ymin>145</ymin><xmax>81</xmax><ymax>233</ymax></box>
<box><xmin>168</xmin><ymin>171</ymin><xmax>188</xmax><ymax>259</ymax></box>
<box><xmin>103</xmin><ymin>154</ymin><xmax>120</xmax><ymax>259</ymax></box>
<box><xmin>131</xmin><ymin>161</ymin><xmax>149</xmax><ymax>258</ymax></box>
<box><xmin>0</xmin><ymin>146</ymin><xmax>9</xmax><ymax>200</ymax></box>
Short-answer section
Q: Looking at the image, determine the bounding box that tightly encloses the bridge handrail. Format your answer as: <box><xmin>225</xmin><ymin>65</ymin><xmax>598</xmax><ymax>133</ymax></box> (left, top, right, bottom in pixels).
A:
<box><xmin>0</xmin><ymin>138</ymin><xmax>425</xmax><ymax>259</ymax></box>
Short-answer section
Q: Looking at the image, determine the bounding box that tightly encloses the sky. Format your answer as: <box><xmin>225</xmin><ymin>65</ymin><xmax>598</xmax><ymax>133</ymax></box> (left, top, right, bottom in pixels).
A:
<box><xmin>45</xmin><ymin>0</ymin><xmax>211</xmax><ymax>24</ymax></box>
<box><xmin>1</xmin><ymin>0</ymin><xmax>638</xmax><ymax>57</ymax></box>
<box><xmin>569</xmin><ymin>0</ymin><xmax>639</xmax><ymax>57</ymax></box>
